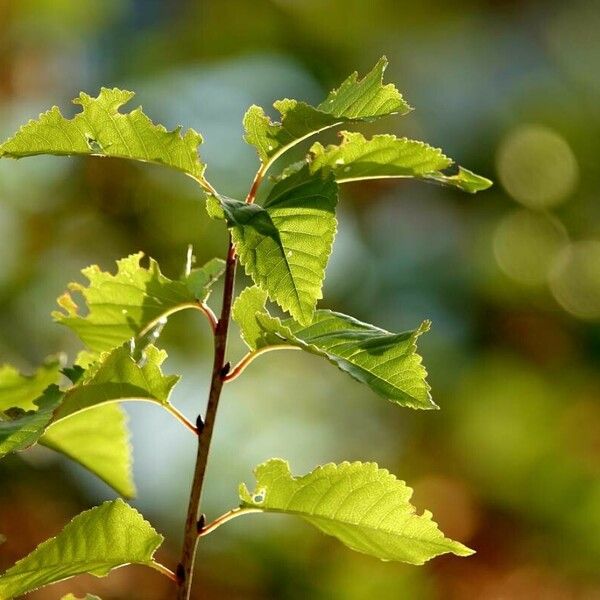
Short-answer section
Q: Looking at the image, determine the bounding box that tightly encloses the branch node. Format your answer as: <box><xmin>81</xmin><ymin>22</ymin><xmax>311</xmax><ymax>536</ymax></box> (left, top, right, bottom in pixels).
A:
<box><xmin>195</xmin><ymin>414</ymin><xmax>205</xmax><ymax>434</ymax></box>
<box><xmin>220</xmin><ymin>361</ymin><xmax>231</xmax><ymax>378</ymax></box>
<box><xmin>196</xmin><ymin>513</ymin><xmax>206</xmax><ymax>534</ymax></box>
<box><xmin>176</xmin><ymin>562</ymin><xmax>186</xmax><ymax>585</ymax></box>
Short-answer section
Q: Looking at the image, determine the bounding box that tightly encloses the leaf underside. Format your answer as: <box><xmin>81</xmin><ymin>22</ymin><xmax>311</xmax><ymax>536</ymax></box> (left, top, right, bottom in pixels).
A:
<box><xmin>240</xmin><ymin>459</ymin><xmax>473</xmax><ymax>564</ymax></box>
<box><xmin>0</xmin><ymin>87</ymin><xmax>206</xmax><ymax>182</ymax></box>
<box><xmin>233</xmin><ymin>286</ymin><xmax>434</xmax><ymax>409</ymax></box>
<box><xmin>0</xmin><ymin>499</ymin><xmax>163</xmax><ymax>599</ymax></box>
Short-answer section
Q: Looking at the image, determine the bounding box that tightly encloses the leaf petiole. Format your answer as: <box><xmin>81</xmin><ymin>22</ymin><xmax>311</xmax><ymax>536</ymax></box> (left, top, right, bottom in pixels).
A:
<box><xmin>163</xmin><ymin>403</ymin><xmax>198</xmax><ymax>435</ymax></box>
<box><xmin>149</xmin><ymin>560</ymin><xmax>177</xmax><ymax>582</ymax></box>
<box><xmin>223</xmin><ymin>345</ymin><xmax>301</xmax><ymax>383</ymax></box>
<box><xmin>198</xmin><ymin>507</ymin><xmax>262</xmax><ymax>538</ymax></box>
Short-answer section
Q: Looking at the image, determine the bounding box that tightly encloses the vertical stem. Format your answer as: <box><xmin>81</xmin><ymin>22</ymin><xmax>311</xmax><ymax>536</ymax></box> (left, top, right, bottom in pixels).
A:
<box><xmin>176</xmin><ymin>238</ymin><xmax>237</xmax><ymax>600</ymax></box>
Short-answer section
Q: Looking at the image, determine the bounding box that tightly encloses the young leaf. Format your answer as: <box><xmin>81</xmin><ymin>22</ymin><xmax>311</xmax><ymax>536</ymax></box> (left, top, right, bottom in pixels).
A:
<box><xmin>233</xmin><ymin>287</ymin><xmax>434</xmax><ymax>409</ymax></box>
<box><xmin>240</xmin><ymin>459</ymin><xmax>473</xmax><ymax>564</ymax></box>
<box><xmin>0</xmin><ymin>358</ymin><xmax>62</xmax><ymax>412</ymax></box>
<box><xmin>309</xmin><ymin>131</ymin><xmax>492</xmax><ymax>192</ymax></box>
<box><xmin>215</xmin><ymin>167</ymin><xmax>338</xmax><ymax>324</ymax></box>
<box><xmin>244</xmin><ymin>57</ymin><xmax>411</xmax><ymax>168</ymax></box>
<box><xmin>54</xmin><ymin>253</ymin><xmax>224</xmax><ymax>353</ymax></box>
<box><xmin>54</xmin><ymin>344</ymin><xmax>179</xmax><ymax>420</ymax></box>
<box><xmin>0</xmin><ymin>386</ymin><xmax>63</xmax><ymax>458</ymax></box>
<box><xmin>0</xmin><ymin>499</ymin><xmax>164</xmax><ymax>599</ymax></box>
<box><xmin>40</xmin><ymin>404</ymin><xmax>135</xmax><ymax>498</ymax></box>
<box><xmin>0</xmin><ymin>88</ymin><xmax>208</xmax><ymax>186</ymax></box>
<box><xmin>0</xmin><ymin>344</ymin><xmax>178</xmax><ymax>496</ymax></box>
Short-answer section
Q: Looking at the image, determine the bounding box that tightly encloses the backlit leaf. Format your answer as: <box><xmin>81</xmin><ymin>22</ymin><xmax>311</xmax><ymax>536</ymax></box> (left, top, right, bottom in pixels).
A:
<box><xmin>54</xmin><ymin>253</ymin><xmax>224</xmax><ymax>353</ymax></box>
<box><xmin>240</xmin><ymin>459</ymin><xmax>473</xmax><ymax>564</ymax></box>
<box><xmin>0</xmin><ymin>357</ymin><xmax>62</xmax><ymax>412</ymax></box>
<box><xmin>309</xmin><ymin>131</ymin><xmax>492</xmax><ymax>193</ymax></box>
<box><xmin>233</xmin><ymin>287</ymin><xmax>434</xmax><ymax>409</ymax></box>
<box><xmin>54</xmin><ymin>344</ymin><xmax>179</xmax><ymax>420</ymax></box>
<box><xmin>215</xmin><ymin>167</ymin><xmax>338</xmax><ymax>324</ymax></box>
<box><xmin>0</xmin><ymin>386</ymin><xmax>63</xmax><ymax>458</ymax></box>
<box><xmin>244</xmin><ymin>57</ymin><xmax>411</xmax><ymax>167</ymax></box>
<box><xmin>0</xmin><ymin>499</ymin><xmax>163</xmax><ymax>599</ymax></box>
<box><xmin>40</xmin><ymin>404</ymin><xmax>135</xmax><ymax>498</ymax></box>
<box><xmin>0</xmin><ymin>88</ymin><xmax>207</xmax><ymax>185</ymax></box>
<box><xmin>0</xmin><ymin>344</ymin><xmax>178</xmax><ymax>495</ymax></box>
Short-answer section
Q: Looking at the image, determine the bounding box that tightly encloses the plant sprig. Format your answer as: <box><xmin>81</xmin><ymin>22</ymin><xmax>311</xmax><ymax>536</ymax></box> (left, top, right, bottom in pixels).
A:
<box><xmin>0</xmin><ymin>57</ymin><xmax>491</xmax><ymax>600</ymax></box>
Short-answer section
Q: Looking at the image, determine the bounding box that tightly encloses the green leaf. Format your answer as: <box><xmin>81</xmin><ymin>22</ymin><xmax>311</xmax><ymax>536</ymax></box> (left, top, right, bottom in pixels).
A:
<box><xmin>0</xmin><ymin>88</ymin><xmax>207</xmax><ymax>185</ymax></box>
<box><xmin>309</xmin><ymin>131</ymin><xmax>492</xmax><ymax>193</ymax></box>
<box><xmin>54</xmin><ymin>252</ymin><xmax>224</xmax><ymax>353</ymax></box>
<box><xmin>40</xmin><ymin>404</ymin><xmax>135</xmax><ymax>498</ymax></box>
<box><xmin>0</xmin><ymin>357</ymin><xmax>62</xmax><ymax>412</ymax></box>
<box><xmin>54</xmin><ymin>344</ymin><xmax>179</xmax><ymax>420</ymax></box>
<box><xmin>427</xmin><ymin>166</ymin><xmax>493</xmax><ymax>193</ymax></box>
<box><xmin>240</xmin><ymin>459</ymin><xmax>473</xmax><ymax>564</ymax></box>
<box><xmin>244</xmin><ymin>57</ymin><xmax>411</xmax><ymax>167</ymax></box>
<box><xmin>0</xmin><ymin>499</ymin><xmax>163</xmax><ymax>599</ymax></box>
<box><xmin>216</xmin><ymin>167</ymin><xmax>338</xmax><ymax>325</ymax></box>
<box><xmin>0</xmin><ymin>386</ymin><xmax>63</xmax><ymax>458</ymax></box>
<box><xmin>0</xmin><ymin>344</ymin><xmax>177</xmax><ymax>495</ymax></box>
<box><xmin>233</xmin><ymin>287</ymin><xmax>434</xmax><ymax>409</ymax></box>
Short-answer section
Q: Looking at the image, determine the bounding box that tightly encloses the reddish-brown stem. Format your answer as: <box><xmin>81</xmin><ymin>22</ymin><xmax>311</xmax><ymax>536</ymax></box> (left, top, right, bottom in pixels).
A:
<box><xmin>175</xmin><ymin>239</ymin><xmax>237</xmax><ymax>600</ymax></box>
<box><xmin>245</xmin><ymin>165</ymin><xmax>266</xmax><ymax>204</ymax></box>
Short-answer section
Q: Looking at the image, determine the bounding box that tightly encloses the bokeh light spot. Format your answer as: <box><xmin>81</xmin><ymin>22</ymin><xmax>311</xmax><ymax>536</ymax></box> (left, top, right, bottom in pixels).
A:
<box><xmin>493</xmin><ymin>209</ymin><xmax>568</xmax><ymax>286</ymax></box>
<box><xmin>496</xmin><ymin>125</ymin><xmax>578</xmax><ymax>209</ymax></box>
<box><xmin>549</xmin><ymin>241</ymin><xmax>600</xmax><ymax>320</ymax></box>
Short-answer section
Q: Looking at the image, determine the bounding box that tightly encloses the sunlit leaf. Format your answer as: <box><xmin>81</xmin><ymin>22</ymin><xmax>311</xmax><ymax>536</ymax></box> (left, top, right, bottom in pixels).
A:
<box><xmin>214</xmin><ymin>167</ymin><xmax>337</xmax><ymax>324</ymax></box>
<box><xmin>244</xmin><ymin>57</ymin><xmax>411</xmax><ymax>167</ymax></box>
<box><xmin>0</xmin><ymin>88</ymin><xmax>207</xmax><ymax>184</ymax></box>
<box><xmin>427</xmin><ymin>166</ymin><xmax>493</xmax><ymax>193</ymax></box>
<box><xmin>0</xmin><ymin>344</ymin><xmax>178</xmax><ymax>495</ymax></box>
<box><xmin>308</xmin><ymin>131</ymin><xmax>491</xmax><ymax>192</ymax></box>
<box><xmin>240</xmin><ymin>459</ymin><xmax>473</xmax><ymax>564</ymax></box>
<box><xmin>54</xmin><ymin>253</ymin><xmax>224</xmax><ymax>353</ymax></box>
<box><xmin>40</xmin><ymin>404</ymin><xmax>135</xmax><ymax>498</ymax></box>
<box><xmin>0</xmin><ymin>499</ymin><xmax>163</xmax><ymax>599</ymax></box>
<box><xmin>233</xmin><ymin>287</ymin><xmax>434</xmax><ymax>409</ymax></box>
<box><xmin>0</xmin><ymin>357</ymin><xmax>62</xmax><ymax>412</ymax></box>
<box><xmin>54</xmin><ymin>344</ymin><xmax>179</xmax><ymax>420</ymax></box>
<box><xmin>0</xmin><ymin>386</ymin><xmax>62</xmax><ymax>458</ymax></box>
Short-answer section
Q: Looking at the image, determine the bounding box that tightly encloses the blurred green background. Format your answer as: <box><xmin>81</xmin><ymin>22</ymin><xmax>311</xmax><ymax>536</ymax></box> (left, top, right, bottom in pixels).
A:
<box><xmin>1</xmin><ymin>1</ymin><xmax>600</xmax><ymax>598</ymax></box>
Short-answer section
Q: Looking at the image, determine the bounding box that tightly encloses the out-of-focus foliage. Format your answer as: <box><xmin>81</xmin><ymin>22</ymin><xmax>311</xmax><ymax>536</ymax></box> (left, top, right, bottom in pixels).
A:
<box><xmin>0</xmin><ymin>0</ymin><xmax>599</xmax><ymax>598</ymax></box>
